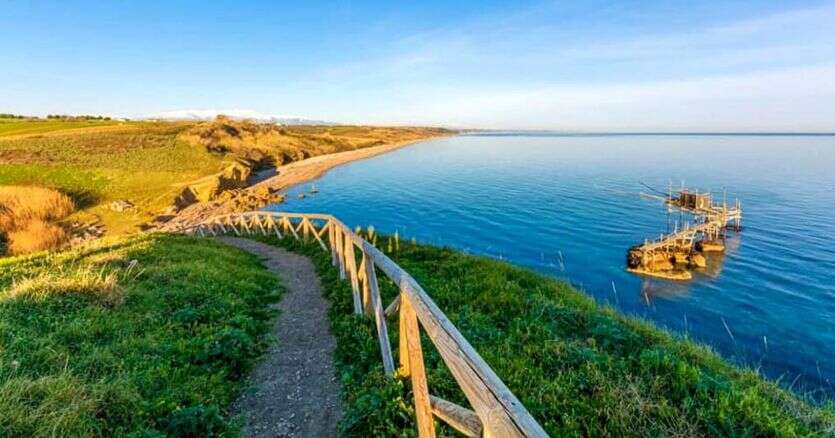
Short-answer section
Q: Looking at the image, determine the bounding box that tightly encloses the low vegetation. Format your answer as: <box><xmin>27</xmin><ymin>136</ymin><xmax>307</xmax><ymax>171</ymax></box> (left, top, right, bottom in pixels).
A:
<box><xmin>183</xmin><ymin>116</ymin><xmax>448</xmax><ymax>167</ymax></box>
<box><xmin>0</xmin><ymin>233</ymin><xmax>280</xmax><ymax>436</ymax></box>
<box><xmin>0</xmin><ymin>118</ymin><xmax>446</xmax><ymax>238</ymax></box>
<box><xmin>0</xmin><ymin>185</ymin><xmax>75</xmax><ymax>255</ymax></box>
<box><xmin>259</xmin><ymin>234</ymin><xmax>835</xmax><ymax>436</ymax></box>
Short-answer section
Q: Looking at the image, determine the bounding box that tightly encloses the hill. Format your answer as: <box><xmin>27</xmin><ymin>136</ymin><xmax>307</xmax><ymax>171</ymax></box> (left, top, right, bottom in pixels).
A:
<box><xmin>0</xmin><ymin>118</ymin><xmax>446</xmax><ymax>254</ymax></box>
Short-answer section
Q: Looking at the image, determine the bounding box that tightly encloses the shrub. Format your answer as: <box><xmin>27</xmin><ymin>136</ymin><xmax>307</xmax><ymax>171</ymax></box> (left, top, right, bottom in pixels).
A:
<box><xmin>0</xmin><ymin>185</ymin><xmax>75</xmax><ymax>255</ymax></box>
<box><xmin>0</xmin><ymin>185</ymin><xmax>75</xmax><ymax>230</ymax></box>
<box><xmin>6</xmin><ymin>219</ymin><xmax>68</xmax><ymax>255</ymax></box>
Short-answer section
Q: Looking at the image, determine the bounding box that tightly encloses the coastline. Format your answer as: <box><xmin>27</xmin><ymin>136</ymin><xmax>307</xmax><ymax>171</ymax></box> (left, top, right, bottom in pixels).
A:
<box><xmin>160</xmin><ymin>135</ymin><xmax>448</xmax><ymax>231</ymax></box>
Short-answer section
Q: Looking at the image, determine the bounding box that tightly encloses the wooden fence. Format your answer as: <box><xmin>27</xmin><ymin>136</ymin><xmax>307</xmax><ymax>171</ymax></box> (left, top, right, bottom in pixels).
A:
<box><xmin>184</xmin><ymin>211</ymin><xmax>547</xmax><ymax>438</ymax></box>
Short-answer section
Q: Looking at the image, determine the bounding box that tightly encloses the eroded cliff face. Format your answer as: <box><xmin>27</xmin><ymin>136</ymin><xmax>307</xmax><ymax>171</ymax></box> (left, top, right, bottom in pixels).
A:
<box><xmin>172</xmin><ymin>159</ymin><xmax>259</xmax><ymax>211</ymax></box>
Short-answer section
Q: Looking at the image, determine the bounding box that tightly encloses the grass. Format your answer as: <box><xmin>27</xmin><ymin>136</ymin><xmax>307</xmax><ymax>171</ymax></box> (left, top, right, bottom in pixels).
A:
<box><xmin>0</xmin><ymin>121</ymin><xmax>224</xmax><ymax>235</ymax></box>
<box><xmin>256</xmin><ymin>234</ymin><xmax>835</xmax><ymax>437</ymax></box>
<box><xmin>0</xmin><ymin>185</ymin><xmax>76</xmax><ymax>255</ymax></box>
<box><xmin>0</xmin><ymin>119</ymin><xmax>447</xmax><ymax>237</ymax></box>
<box><xmin>0</xmin><ymin>119</ymin><xmax>121</xmax><ymax>137</ymax></box>
<box><xmin>0</xmin><ymin>233</ymin><xmax>281</xmax><ymax>436</ymax></box>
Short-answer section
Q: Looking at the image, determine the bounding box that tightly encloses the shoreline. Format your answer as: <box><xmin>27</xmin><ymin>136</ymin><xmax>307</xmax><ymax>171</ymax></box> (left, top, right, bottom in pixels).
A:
<box><xmin>160</xmin><ymin>135</ymin><xmax>448</xmax><ymax>231</ymax></box>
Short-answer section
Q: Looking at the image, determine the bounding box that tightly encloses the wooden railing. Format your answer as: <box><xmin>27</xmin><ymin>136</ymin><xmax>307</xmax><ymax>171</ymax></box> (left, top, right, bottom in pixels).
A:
<box><xmin>183</xmin><ymin>211</ymin><xmax>547</xmax><ymax>438</ymax></box>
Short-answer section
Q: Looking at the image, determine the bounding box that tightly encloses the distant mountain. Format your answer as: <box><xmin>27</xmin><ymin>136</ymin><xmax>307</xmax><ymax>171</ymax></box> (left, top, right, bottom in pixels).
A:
<box><xmin>146</xmin><ymin>109</ymin><xmax>336</xmax><ymax>126</ymax></box>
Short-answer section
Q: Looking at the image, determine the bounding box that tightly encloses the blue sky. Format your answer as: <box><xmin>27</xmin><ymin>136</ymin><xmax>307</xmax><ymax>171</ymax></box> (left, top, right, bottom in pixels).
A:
<box><xmin>2</xmin><ymin>1</ymin><xmax>835</xmax><ymax>131</ymax></box>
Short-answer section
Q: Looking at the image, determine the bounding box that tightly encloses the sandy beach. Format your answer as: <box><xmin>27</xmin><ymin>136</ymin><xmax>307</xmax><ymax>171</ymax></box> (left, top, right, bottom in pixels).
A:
<box><xmin>160</xmin><ymin>136</ymin><xmax>444</xmax><ymax>231</ymax></box>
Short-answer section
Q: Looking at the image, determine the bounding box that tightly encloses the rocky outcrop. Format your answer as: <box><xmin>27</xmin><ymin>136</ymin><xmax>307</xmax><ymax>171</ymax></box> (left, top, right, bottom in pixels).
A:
<box><xmin>172</xmin><ymin>159</ymin><xmax>259</xmax><ymax>212</ymax></box>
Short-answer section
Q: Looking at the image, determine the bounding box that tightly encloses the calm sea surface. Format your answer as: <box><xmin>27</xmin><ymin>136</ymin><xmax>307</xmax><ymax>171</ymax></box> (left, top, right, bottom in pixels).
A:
<box><xmin>268</xmin><ymin>133</ymin><xmax>835</xmax><ymax>397</ymax></box>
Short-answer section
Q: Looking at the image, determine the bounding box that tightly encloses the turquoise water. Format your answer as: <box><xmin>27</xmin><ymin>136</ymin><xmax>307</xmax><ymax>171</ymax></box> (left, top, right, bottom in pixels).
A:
<box><xmin>268</xmin><ymin>133</ymin><xmax>835</xmax><ymax>397</ymax></box>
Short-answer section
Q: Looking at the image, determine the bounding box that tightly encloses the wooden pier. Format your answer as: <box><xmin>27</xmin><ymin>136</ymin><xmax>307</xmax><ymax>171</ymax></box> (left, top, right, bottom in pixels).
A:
<box><xmin>180</xmin><ymin>211</ymin><xmax>547</xmax><ymax>438</ymax></box>
<box><xmin>628</xmin><ymin>186</ymin><xmax>742</xmax><ymax>280</ymax></box>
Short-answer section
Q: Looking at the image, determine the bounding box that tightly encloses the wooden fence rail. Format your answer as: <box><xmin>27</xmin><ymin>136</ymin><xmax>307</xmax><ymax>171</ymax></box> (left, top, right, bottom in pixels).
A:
<box><xmin>183</xmin><ymin>211</ymin><xmax>547</xmax><ymax>438</ymax></box>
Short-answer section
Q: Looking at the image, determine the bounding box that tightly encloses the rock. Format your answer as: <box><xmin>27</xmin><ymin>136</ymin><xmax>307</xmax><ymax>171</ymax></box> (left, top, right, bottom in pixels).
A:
<box><xmin>109</xmin><ymin>200</ymin><xmax>134</xmax><ymax>212</ymax></box>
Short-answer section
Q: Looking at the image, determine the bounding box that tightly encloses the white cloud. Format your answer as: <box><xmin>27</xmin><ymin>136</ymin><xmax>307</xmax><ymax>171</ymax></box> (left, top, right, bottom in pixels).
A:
<box><xmin>369</xmin><ymin>63</ymin><xmax>835</xmax><ymax>131</ymax></box>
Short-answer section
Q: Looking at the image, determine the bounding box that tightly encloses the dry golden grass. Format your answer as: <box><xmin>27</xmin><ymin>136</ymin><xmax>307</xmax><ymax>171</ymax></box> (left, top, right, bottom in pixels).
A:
<box><xmin>181</xmin><ymin>116</ymin><xmax>449</xmax><ymax>166</ymax></box>
<box><xmin>6</xmin><ymin>264</ymin><xmax>123</xmax><ymax>306</ymax></box>
<box><xmin>6</xmin><ymin>219</ymin><xmax>68</xmax><ymax>255</ymax></box>
<box><xmin>0</xmin><ymin>186</ymin><xmax>75</xmax><ymax>229</ymax></box>
<box><xmin>0</xmin><ymin>185</ymin><xmax>75</xmax><ymax>255</ymax></box>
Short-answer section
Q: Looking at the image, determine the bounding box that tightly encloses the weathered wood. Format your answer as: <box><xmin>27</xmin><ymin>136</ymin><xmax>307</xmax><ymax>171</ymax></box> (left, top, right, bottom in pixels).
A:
<box><xmin>317</xmin><ymin>220</ymin><xmax>330</xmax><ymax>239</ymax></box>
<box><xmin>227</xmin><ymin>217</ymin><xmax>241</xmax><ymax>235</ymax></box>
<box><xmin>309</xmin><ymin>219</ymin><xmax>328</xmax><ymax>251</ymax></box>
<box><xmin>285</xmin><ymin>217</ymin><xmax>300</xmax><ymax>240</ymax></box>
<box><xmin>344</xmin><ymin>235</ymin><xmax>362</xmax><ymax>314</ymax></box>
<box><xmin>364</xmin><ymin>255</ymin><xmax>395</xmax><ymax>375</ymax></box>
<box><xmin>429</xmin><ymin>396</ymin><xmax>483</xmax><ymax>437</ymax></box>
<box><xmin>399</xmin><ymin>291</ymin><xmax>411</xmax><ymax>377</ymax></box>
<box><xmin>188</xmin><ymin>212</ymin><xmax>547</xmax><ymax>437</ymax></box>
<box><xmin>340</xmin><ymin>227</ymin><xmax>546</xmax><ymax>438</ymax></box>
<box><xmin>335</xmin><ymin>227</ymin><xmax>346</xmax><ymax>279</ymax></box>
<box><xmin>385</xmin><ymin>294</ymin><xmax>401</xmax><ymax>319</ymax></box>
<box><xmin>357</xmin><ymin>256</ymin><xmax>370</xmax><ymax>314</ymax></box>
<box><xmin>329</xmin><ymin>221</ymin><xmax>338</xmax><ymax>267</ymax></box>
<box><xmin>302</xmin><ymin>217</ymin><xmax>310</xmax><ymax>240</ymax></box>
<box><xmin>402</xmin><ymin>295</ymin><xmax>436</xmax><ymax>437</ymax></box>
<box><xmin>254</xmin><ymin>215</ymin><xmax>266</xmax><ymax>234</ymax></box>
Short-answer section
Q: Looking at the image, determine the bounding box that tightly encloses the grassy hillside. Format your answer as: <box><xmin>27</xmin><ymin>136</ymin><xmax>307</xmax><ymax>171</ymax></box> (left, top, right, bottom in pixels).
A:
<box><xmin>0</xmin><ymin>121</ymin><xmax>221</xmax><ymax>235</ymax></box>
<box><xmin>0</xmin><ymin>119</ymin><xmax>446</xmax><ymax>242</ymax></box>
<box><xmin>0</xmin><ymin>233</ymin><xmax>280</xmax><ymax>436</ymax></box>
<box><xmin>263</xmin><ymin>235</ymin><xmax>835</xmax><ymax>437</ymax></box>
<box><xmin>0</xmin><ymin>118</ymin><xmax>122</xmax><ymax>137</ymax></box>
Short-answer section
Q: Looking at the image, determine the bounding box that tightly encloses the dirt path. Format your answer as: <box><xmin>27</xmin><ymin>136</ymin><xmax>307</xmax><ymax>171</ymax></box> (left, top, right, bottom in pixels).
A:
<box><xmin>219</xmin><ymin>237</ymin><xmax>343</xmax><ymax>437</ymax></box>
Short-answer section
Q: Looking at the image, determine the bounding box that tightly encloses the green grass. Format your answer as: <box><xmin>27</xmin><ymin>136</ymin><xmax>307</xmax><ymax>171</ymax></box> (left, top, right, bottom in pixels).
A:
<box><xmin>0</xmin><ymin>233</ymin><xmax>281</xmax><ymax>436</ymax></box>
<box><xmin>0</xmin><ymin>122</ymin><xmax>225</xmax><ymax>234</ymax></box>
<box><xmin>0</xmin><ymin>119</ymin><xmax>122</xmax><ymax>137</ymax></box>
<box><xmin>258</xmin><ymin>234</ymin><xmax>835</xmax><ymax>437</ymax></box>
<box><xmin>0</xmin><ymin>120</ymin><xmax>446</xmax><ymax>239</ymax></box>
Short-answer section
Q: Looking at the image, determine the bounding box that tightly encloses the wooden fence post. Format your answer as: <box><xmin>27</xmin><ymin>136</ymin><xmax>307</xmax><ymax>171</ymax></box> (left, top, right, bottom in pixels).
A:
<box><xmin>329</xmin><ymin>220</ymin><xmax>338</xmax><ymax>267</ymax></box>
<box><xmin>399</xmin><ymin>291</ymin><xmax>411</xmax><ymax>377</ymax></box>
<box><xmin>401</xmin><ymin>295</ymin><xmax>436</xmax><ymax>437</ymax></box>
<box><xmin>363</xmin><ymin>254</ymin><xmax>395</xmax><ymax>375</ymax></box>
<box><xmin>344</xmin><ymin>236</ymin><xmax>363</xmax><ymax>315</ymax></box>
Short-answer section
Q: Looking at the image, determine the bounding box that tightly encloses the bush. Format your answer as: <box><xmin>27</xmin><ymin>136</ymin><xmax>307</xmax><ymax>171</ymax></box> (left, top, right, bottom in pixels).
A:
<box><xmin>6</xmin><ymin>219</ymin><xmax>68</xmax><ymax>255</ymax></box>
<box><xmin>0</xmin><ymin>185</ymin><xmax>75</xmax><ymax>255</ymax></box>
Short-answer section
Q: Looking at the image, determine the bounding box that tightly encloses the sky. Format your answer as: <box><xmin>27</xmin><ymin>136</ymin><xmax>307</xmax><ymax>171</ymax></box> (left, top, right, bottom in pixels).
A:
<box><xmin>2</xmin><ymin>0</ymin><xmax>835</xmax><ymax>131</ymax></box>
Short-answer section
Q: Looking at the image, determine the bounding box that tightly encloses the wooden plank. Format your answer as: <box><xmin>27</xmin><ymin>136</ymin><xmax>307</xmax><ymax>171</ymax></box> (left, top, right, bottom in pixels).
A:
<box><xmin>402</xmin><ymin>295</ymin><xmax>436</xmax><ymax>437</ymax></box>
<box><xmin>335</xmin><ymin>226</ymin><xmax>346</xmax><ymax>279</ymax></box>
<box><xmin>308</xmin><ymin>218</ymin><xmax>328</xmax><ymax>251</ymax></box>
<box><xmin>328</xmin><ymin>220</ymin><xmax>338</xmax><ymax>267</ymax></box>
<box><xmin>334</xmin><ymin>226</ymin><xmax>545</xmax><ymax>437</ymax></box>
<box><xmin>385</xmin><ymin>294</ymin><xmax>401</xmax><ymax>319</ymax></box>
<box><xmin>429</xmin><ymin>396</ymin><xmax>483</xmax><ymax>437</ymax></box>
<box><xmin>364</xmin><ymin>255</ymin><xmax>395</xmax><ymax>375</ymax></box>
<box><xmin>254</xmin><ymin>215</ymin><xmax>266</xmax><ymax>235</ymax></box>
<box><xmin>285</xmin><ymin>217</ymin><xmax>300</xmax><ymax>240</ymax></box>
<box><xmin>302</xmin><ymin>217</ymin><xmax>310</xmax><ymax>241</ymax></box>
<box><xmin>399</xmin><ymin>291</ymin><xmax>411</xmax><ymax>377</ymax></box>
<box><xmin>344</xmin><ymin>235</ymin><xmax>362</xmax><ymax>314</ymax></box>
<box><xmin>357</xmin><ymin>257</ymin><xmax>369</xmax><ymax>314</ymax></box>
<box><xmin>227</xmin><ymin>217</ymin><xmax>241</xmax><ymax>235</ymax></box>
<box><xmin>317</xmin><ymin>220</ymin><xmax>330</xmax><ymax>239</ymax></box>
